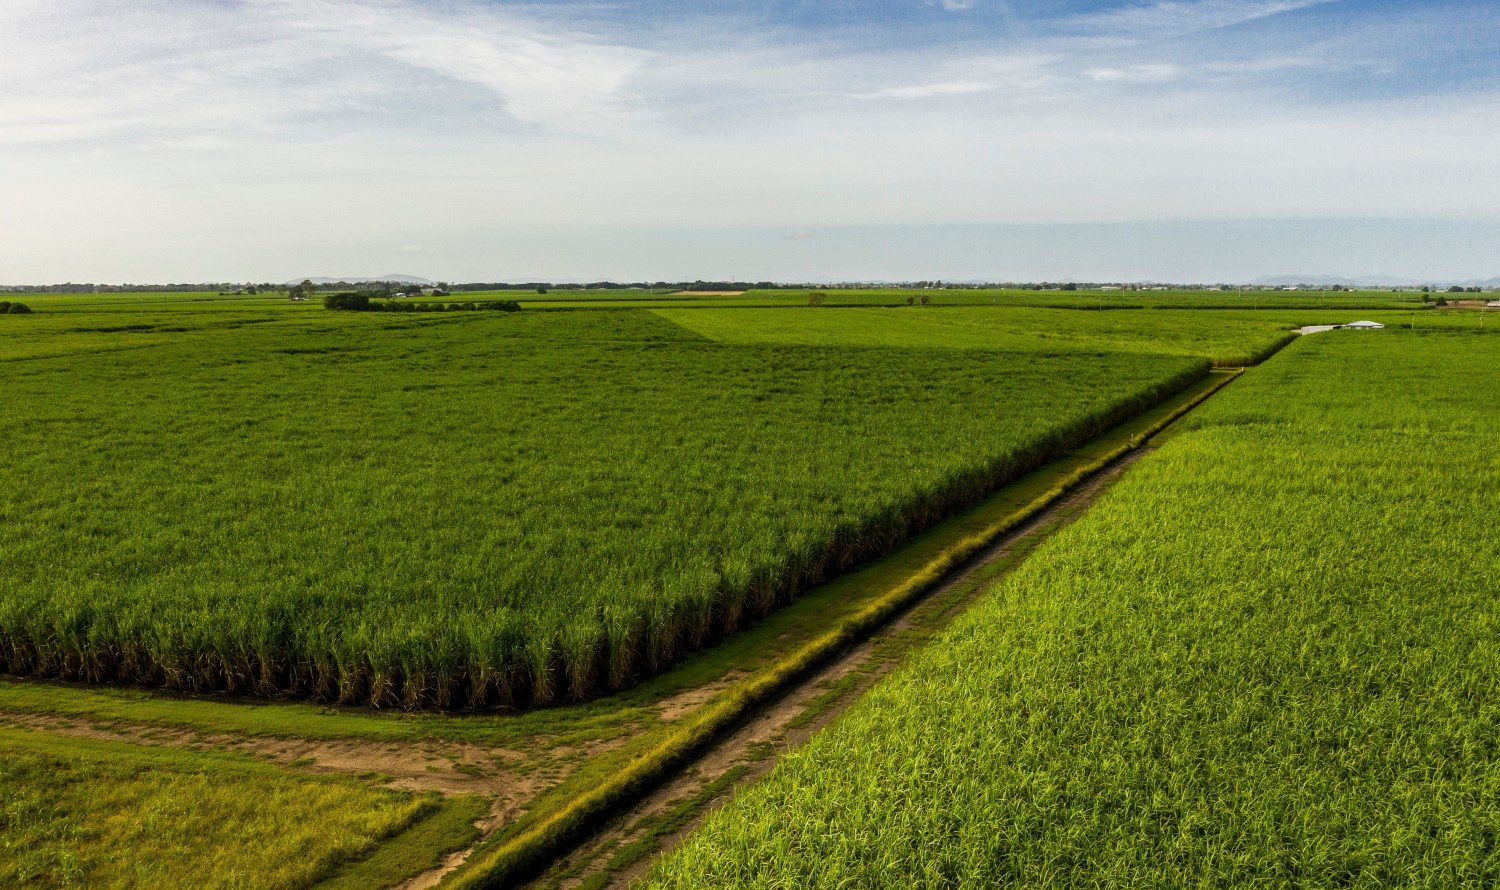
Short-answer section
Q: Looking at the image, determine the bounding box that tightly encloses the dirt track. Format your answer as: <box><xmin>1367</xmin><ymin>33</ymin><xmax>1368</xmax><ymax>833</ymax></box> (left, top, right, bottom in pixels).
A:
<box><xmin>0</xmin><ymin>709</ymin><xmax>533</xmax><ymax>800</ymax></box>
<box><xmin>533</xmin><ymin>451</ymin><xmax>1150</xmax><ymax>889</ymax></box>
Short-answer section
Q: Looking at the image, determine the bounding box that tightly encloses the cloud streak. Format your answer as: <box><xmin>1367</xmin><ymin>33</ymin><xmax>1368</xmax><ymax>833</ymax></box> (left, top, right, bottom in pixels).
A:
<box><xmin>0</xmin><ymin>0</ymin><xmax>649</xmax><ymax>144</ymax></box>
<box><xmin>266</xmin><ymin>0</ymin><xmax>648</xmax><ymax>131</ymax></box>
<box><xmin>1062</xmin><ymin>0</ymin><xmax>1338</xmax><ymax>39</ymax></box>
<box><xmin>856</xmin><ymin>80</ymin><xmax>998</xmax><ymax>100</ymax></box>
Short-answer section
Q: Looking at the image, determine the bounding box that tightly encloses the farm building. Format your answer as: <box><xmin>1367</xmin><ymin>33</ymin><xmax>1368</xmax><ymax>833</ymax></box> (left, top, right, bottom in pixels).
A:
<box><xmin>1343</xmin><ymin>320</ymin><xmax>1385</xmax><ymax>330</ymax></box>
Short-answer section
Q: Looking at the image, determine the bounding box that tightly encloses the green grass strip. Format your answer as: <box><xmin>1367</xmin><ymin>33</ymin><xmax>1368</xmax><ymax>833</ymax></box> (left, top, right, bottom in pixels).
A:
<box><xmin>317</xmin><ymin>793</ymin><xmax>488</xmax><ymax>890</ymax></box>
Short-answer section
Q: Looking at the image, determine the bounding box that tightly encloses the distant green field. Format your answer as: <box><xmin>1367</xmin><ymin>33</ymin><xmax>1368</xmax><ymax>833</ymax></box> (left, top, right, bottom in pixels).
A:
<box><xmin>0</xmin><ymin>308</ymin><xmax>1209</xmax><ymax>708</ymax></box>
<box><xmin>4</xmin><ymin>284</ymin><xmax>1428</xmax><ymax>315</ymax></box>
<box><xmin>0</xmin><ymin>726</ymin><xmax>441</xmax><ymax>888</ymax></box>
<box><xmin>650</xmin><ymin>329</ymin><xmax>1500</xmax><ymax>887</ymax></box>
<box><xmin>653</xmin><ymin>305</ymin><xmax>1303</xmax><ymax>366</ymax></box>
<box><xmin>433</xmin><ymin>286</ymin><xmax>1424</xmax><ymax>311</ymax></box>
<box><xmin>736</xmin><ymin>287</ymin><xmax>1424</xmax><ymax>310</ymax></box>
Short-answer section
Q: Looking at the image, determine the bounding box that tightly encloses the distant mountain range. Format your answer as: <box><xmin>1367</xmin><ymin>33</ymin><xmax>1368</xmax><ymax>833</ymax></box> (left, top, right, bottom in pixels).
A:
<box><xmin>1252</xmin><ymin>274</ymin><xmax>1500</xmax><ymax>288</ymax></box>
<box><xmin>281</xmin><ymin>274</ymin><xmax>434</xmax><ymax>285</ymax></box>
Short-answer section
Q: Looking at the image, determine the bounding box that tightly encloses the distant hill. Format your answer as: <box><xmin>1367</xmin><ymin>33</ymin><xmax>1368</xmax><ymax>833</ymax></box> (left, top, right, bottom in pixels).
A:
<box><xmin>1252</xmin><ymin>274</ymin><xmax>1498</xmax><ymax>288</ymax></box>
<box><xmin>281</xmin><ymin>274</ymin><xmax>434</xmax><ymax>286</ymax></box>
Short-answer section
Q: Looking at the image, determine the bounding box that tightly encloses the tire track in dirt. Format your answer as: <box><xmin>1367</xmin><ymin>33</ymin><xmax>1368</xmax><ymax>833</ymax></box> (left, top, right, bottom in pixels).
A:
<box><xmin>0</xmin><ymin>709</ymin><xmax>535</xmax><ymax>800</ymax></box>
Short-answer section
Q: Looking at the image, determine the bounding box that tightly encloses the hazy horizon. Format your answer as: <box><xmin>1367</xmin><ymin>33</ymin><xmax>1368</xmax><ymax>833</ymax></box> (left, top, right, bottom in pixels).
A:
<box><xmin>7</xmin><ymin>219</ymin><xmax>1498</xmax><ymax>287</ymax></box>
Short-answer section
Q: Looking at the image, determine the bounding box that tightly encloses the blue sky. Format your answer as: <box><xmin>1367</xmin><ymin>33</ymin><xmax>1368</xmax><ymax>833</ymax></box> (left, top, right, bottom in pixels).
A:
<box><xmin>1</xmin><ymin>0</ymin><xmax>1497</xmax><ymax>282</ymax></box>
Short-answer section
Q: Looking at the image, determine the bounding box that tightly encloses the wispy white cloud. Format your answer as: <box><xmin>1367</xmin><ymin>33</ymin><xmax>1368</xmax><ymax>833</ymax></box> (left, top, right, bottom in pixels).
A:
<box><xmin>1088</xmin><ymin>63</ymin><xmax>1185</xmax><ymax>83</ymax></box>
<box><xmin>265</xmin><ymin>0</ymin><xmax>648</xmax><ymax>131</ymax></box>
<box><xmin>0</xmin><ymin>0</ymin><xmax>648</xmax><ymax>144</ymax></box>
<box><xmin>927</xmin><ymin>0</ymin><xmax>978</xmax><ymax>10</ymax></box>
<box><xmin>1203</xmin><ymin>54</ymin><xmax>1338</xmax><ymax>74</ymax></box>
<box><xmin>1063</xmin><ymin>0</ymin><xmax>1337</xmax><ymax>39</ymax></box>
<box><xmin>857</xmin><ymin>80</ymin><xmax>998</xmax><ymax>100</ymax></box>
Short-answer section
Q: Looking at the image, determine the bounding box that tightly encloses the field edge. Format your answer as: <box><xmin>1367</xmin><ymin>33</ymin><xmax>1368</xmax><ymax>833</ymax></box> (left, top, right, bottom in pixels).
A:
<box><xmin>441</xmin><ymin>368</ymin><xmax>1242</xmax><ymax>889</ymax></box>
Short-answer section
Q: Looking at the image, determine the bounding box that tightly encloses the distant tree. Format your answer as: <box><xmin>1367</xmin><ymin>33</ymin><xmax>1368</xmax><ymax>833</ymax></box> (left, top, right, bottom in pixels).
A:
<box><xmin>808</xmin><ymin>292</ymin><xmax>826</xmax><ymax>306</ymax></box>
<box><xmin>536</xmin><ymin>286</ymin><xmax>548</xmax><ymax>294</ymax></box>
<box><xmin>323</xmin><ymin>292</ymin><xmax>371</xmax><ymax>311</ymax></box>
<box><xmin>918</xmin><ymin>293</ymin><xmax>931</xmax><ymax>305</ymax></box>
<box><xmin>1061</xmin><ymin>282</ymin><xmax>1078</xmax><ymax>291</ymax></box>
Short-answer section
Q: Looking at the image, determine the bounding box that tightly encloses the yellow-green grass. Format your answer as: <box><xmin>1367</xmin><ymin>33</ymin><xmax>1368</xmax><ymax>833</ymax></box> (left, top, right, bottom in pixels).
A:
<box><xmin>652</xmin><ymin>305</ymin><xmax>1300</xmax><ymax>366</ymax></box>
<box><xmin>0</xmin><ymin>725</ymin><xmax>478</xmax><ymax>889</ymax></box>
<box><xmin>648</xmin><ymin>329</ymin><xmax>1500</xmax><ymax>888</ymax></box>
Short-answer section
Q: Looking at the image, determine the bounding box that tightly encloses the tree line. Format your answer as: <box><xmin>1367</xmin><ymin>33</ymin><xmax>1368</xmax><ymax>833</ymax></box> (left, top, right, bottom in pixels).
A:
<box><xmin>323</xmin><ymin>292</ymin><xmax>520</xmax><ymax>313</ymax></box>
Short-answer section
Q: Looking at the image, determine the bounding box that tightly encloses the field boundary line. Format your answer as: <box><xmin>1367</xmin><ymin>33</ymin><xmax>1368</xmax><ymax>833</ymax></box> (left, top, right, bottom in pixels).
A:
<box><xmin>443</xmin><ymin>368</ymin><xmax>1244</xmax><ymax>889</ymax></box>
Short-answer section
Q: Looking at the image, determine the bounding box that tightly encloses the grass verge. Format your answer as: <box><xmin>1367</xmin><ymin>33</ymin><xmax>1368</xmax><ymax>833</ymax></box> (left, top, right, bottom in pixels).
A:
<box><xmin>0</xmin><ymin>725</ymin><xmax>428</xmax><ymax>889</ymax></box>
<box><xmin>317</xmin><ymin>793</ymin><xmax>488</xmax><ymax>890</ymax></box>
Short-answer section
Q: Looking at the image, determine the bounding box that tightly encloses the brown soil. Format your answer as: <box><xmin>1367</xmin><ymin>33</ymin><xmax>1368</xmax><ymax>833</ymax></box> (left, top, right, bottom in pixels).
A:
<box><xmin>0</xmin><ymin>708</ymin><xmax>560</xmax><ymax>890</ymax></box>
<box><xmin>655</xmin><ymin>672</ymin><xmax>745</xmax><ymax>722</ymax></box>
<box><xmin>0</xmin><ymin>709</ymin><xmax>536</xmax><ymax>799</ymax></box>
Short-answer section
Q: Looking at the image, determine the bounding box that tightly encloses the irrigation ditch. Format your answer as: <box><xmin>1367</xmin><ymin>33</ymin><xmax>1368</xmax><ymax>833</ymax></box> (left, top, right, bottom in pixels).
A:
<box><xmin>520</xmin><ymin>446</ymin><xmax>1156</xmax><ymax>890</ymax></box>
<box><xmin>434</xmin><ymin>368</ymin><xmax>1246</xmax><ymax>889</ymax></box>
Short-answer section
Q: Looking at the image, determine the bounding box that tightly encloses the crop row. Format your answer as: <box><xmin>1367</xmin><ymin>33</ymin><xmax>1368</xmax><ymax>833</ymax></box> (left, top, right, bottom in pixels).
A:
<box><xmin>0</xmin><ymin>310</ymin><xmax>1208</xmax><ymax>708</ymax></box>
<box><xmin>649</xmin><ymin>329</ymin><xmax>1500</xmax><ymax>887</ymax></box>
